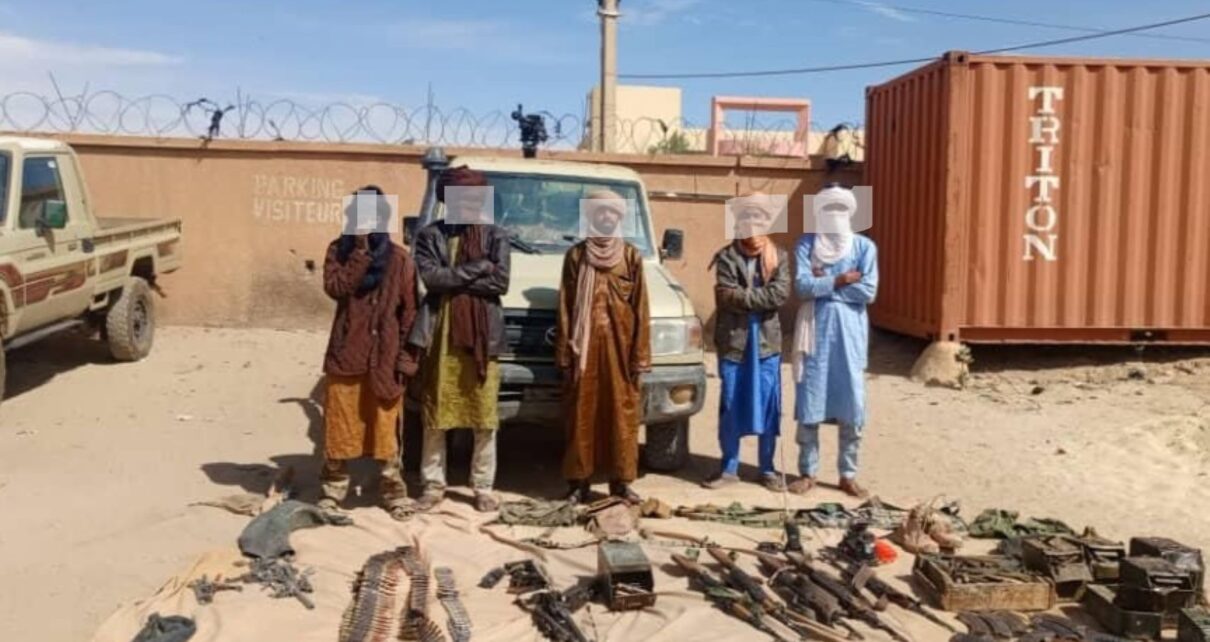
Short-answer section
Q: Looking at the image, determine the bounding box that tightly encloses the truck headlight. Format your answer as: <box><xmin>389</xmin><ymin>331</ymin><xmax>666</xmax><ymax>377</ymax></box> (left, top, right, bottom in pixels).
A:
<box><xmin>650</xmin><ymin>316</ymin><xmax>703</xmax><ymax>356</ymax></box>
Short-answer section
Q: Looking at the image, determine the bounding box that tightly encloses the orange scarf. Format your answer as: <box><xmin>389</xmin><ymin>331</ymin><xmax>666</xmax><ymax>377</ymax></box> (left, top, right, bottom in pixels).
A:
<box><xmin>736</xmin><ymin>236</ymin><xmax>778</xmax><ymax>281</ymax></box>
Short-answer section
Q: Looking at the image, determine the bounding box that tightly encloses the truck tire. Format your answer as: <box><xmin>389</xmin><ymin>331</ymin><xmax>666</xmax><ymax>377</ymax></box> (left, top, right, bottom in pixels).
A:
<box><xmin>643</xmin><ymin>419</ymin><xmax>690</xmax><ymax>472</ymax></box>
<box><xmin>106</xmin><ymin>278</ymin><xmax>155</xmax><ymax>361</ymax></box>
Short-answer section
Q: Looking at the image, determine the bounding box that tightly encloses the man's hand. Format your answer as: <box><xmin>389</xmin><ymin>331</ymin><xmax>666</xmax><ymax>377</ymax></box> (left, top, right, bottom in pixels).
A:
<box><xmin>715</xmin><ymin>286</ymin><xmax>745</xmax><ymax>306</ymax></box>
<box><xmin>834</xmin><ymin>270</ymin><xmax>862</xmax><ymax>287</ymax></box>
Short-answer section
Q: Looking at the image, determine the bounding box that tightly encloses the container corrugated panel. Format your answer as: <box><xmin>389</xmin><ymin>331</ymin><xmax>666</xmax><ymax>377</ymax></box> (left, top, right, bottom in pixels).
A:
<box><xmin>866</xmin><ymin>51</ymin><xmax>1210</xmax><ymax>343</ymax></box>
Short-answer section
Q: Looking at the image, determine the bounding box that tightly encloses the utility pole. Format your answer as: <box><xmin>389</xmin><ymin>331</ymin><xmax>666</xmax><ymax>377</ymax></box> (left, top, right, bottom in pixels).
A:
<box><xmin>597</xmin><ymin>0</ymin><xmax>619</xmax><ymax>152</ymax></box>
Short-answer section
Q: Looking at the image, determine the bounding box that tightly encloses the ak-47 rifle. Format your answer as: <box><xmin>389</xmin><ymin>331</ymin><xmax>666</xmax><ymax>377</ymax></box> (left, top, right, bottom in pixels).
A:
<box><xmin>833</xmin><ymin>559</ymin><xmax>957</xmax><ymax>633</ymax></box>
<box><xmin>705</xmin><ymin>547</ymin><xmax>855</xmax><ymax>642</ymax></box>
<box><xmin>755</xmin><ymin>551</ymin><xmax>864</xmax><ymax>640</ymax></box>
<box><xmin>785</xmin><ymin>552</ymin><xmax>912</xmax><ymax>642</ymax></box>
<box><xmin>671</xmin><ymin>553</ymin><xmax>800</xmax><ymax>642</ymax></box>
<box><xmin>521</xmin><ymin>590</ymin><xmax>590</xmax><ymax>642</ymax></box>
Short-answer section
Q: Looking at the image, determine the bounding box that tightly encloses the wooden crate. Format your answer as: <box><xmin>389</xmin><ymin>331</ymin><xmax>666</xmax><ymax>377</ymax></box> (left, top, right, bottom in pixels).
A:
<box><xmin>913</xmin><ymin>555</ymin><xmax>1056</xmax><ymax>612</ymax></box>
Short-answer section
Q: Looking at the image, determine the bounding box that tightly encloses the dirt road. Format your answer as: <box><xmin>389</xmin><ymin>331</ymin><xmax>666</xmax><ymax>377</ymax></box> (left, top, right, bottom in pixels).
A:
<box><xmin>1</xmin><ymin>327</ymin><xmax>1207</xmax><ymax>641</ymax></box>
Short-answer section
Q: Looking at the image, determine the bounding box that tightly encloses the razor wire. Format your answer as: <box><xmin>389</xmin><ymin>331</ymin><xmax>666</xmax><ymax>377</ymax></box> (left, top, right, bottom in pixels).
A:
<box><xmin>0</xmin><ymin>88</ymin><xmax>859</xmax><ymax>156</ymax></box>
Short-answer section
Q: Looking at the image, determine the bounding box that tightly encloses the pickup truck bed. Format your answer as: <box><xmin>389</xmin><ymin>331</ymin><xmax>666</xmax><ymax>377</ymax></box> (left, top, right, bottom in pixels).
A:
<box><xmin>95</xmin><ymin>217</ymin><xmax>182</xmax><ymax>238</ymax></box>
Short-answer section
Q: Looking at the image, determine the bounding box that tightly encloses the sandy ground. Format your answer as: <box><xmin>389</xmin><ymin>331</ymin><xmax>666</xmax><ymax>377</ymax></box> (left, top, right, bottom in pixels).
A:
<box><xmin>1</xmin><ymin>326</ymin><xmax>1208</xmax><ymax>641</ymax></box>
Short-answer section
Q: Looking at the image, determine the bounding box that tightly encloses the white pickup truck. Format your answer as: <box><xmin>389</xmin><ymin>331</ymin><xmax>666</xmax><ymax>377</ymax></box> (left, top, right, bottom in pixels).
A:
<box><xmin>407</xmin><ymin>148</ymin><xmax>707</xmax><ymax>471</ymax></box>
<box><xmin>0</xmin><ymin>137</ymin><xmax>182</xmax><ymax>404</ymax></box>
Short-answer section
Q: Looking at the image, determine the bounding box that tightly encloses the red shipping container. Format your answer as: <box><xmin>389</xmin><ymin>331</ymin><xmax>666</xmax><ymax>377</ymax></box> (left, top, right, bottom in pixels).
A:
<box><xmin>866</xmin><ymin>51</ymin><xmax>1210</xmax><ymax>343</ymax></box>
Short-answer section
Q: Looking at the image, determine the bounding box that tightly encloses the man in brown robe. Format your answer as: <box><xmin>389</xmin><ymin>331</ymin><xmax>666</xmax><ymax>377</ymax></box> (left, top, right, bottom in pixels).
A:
<box><xmin>320</xmin><ymin>186</ymin><xmax>419</xmax><ymax>520</ymax></box>
<box><xmin>556</xmin><ymin>188</ymin><xmax>651</xmax><ymax>504</ymax></box>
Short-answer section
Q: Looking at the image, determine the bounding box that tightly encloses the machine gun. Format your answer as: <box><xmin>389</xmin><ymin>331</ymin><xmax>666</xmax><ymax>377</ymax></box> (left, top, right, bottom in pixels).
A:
<box><xmin>755</xmin><ymin>551</ymin><xmax>864</xmax><ymax>639</ymax></box>
<box><xmin>521</xmin><ymin>589</ymin><xmax>591</xmax><ymax>642</ymax></box>
<box><xmin>785</xmin><ymin>552</ymin><xmax>912</xmax><ymax>642</ymax></box>
<box><xmin>706</xmin><ymin>547</ymin><xmax>855</xmax><ymax>642</ymax></box>
<box><xmin>511</xmin><ymin>104</ymin><xmax>549</xmax><ymax>159</ymax></box>
<box><xmin>188</xmin><ymin>574</ymin><xmax>243</xmax><ymax>604</ymax></box>
<box><xmin>671</xmin><ymin>552</ymin><xmax>800</xmax><ymax>642</ymax></box>
<box><xmin>820</xmin><ymin>553</ymin><xmax>957</xmax><ymax>633</ymax></box>
<box><xmin>238</xmin><ymin>557</ymin><xmax>315</xmax><ymax>610</ymax></box>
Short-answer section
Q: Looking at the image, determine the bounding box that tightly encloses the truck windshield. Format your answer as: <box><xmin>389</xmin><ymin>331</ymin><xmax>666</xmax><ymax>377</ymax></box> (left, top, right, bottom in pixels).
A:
<box><xmin>0</xmin><ymin>153</ymin><xmax>9</xmax><ymax>225</ymax></box>
<box><xmin>483</xmin><ymin>173</ymin><xmax>654</xmax><ymax>256</ymax></box>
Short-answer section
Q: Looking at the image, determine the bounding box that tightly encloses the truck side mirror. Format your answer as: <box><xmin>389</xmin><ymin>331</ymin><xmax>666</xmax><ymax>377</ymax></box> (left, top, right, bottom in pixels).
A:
<box><xmin>403</xmin><ymin>216</ymin><xmax>420</xmax><ymax>245</ymax></box>
<box><xmin>661</xmin><ymin>228</ymin><xmax>684</xmax><ymax>260</ymax></box>
<box><xmin>37</xmin><ymin>200</ymin><xmax>68</xmax><ymax>230</ymax></box>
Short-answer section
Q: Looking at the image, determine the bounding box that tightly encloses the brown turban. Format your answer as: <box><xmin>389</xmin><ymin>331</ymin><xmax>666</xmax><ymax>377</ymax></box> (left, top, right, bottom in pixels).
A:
<box><xmin>437</xmin><ymin>166</ymin><xmax>489</xmax><ymax>202</ymax></box>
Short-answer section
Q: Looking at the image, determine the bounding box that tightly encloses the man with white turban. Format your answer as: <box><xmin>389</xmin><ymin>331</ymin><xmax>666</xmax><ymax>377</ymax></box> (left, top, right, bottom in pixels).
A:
<box><xmin>789</xmin><ymin>184</ymin><xmax>879</xmax><ymax>498</ymax></box>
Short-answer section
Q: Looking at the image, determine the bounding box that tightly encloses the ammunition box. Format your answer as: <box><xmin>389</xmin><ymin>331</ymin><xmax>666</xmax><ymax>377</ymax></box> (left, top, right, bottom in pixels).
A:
<box><xmin>912</xmin><ymin>554</ymin><xmax>1056</xmax><ymax>612</ymax></box>
<box><xmin>1130</xmin><ymin>538</ymin><xmax>1205</xmax><ymax>593</ymax></box>
<box><xmin>1084</xmin><ymin>584</ymin><xmax>1164</xmax><ymax>640</ymax></box>
<box><xmin>1178</xmin><ymin>608</ymin><xmax>1210</xmax><ymax>642</ymax></box>
<box><xmin>1078</xmin><ymin>535</ymin><xmax>1127</xmax><ymax>582</ymax></box>
<box><xmin>1021</xmin><ymin>536</ymin><xmax>1094</xmax><ymax>601</ymax></box>
<box><xmin>597</xmin><ymin>541</ymin><xmax>656</xmax><ymax>611</ymax></box>
<box><xmin>1121</xmin><ymin>558</ymin><xmax>1197</xmax><ymax>591</ymax></box>
<box><xmin>1116</xmin><ymin>586</ymin><xmax>1199</xmax><ymax>623</ymax></box>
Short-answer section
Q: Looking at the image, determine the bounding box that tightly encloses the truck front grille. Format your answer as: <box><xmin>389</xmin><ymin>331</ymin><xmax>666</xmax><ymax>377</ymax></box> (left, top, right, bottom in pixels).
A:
<box><xmin>503</xmin><ymin>309</ymin><xmax>557</xmax><ymax>358</ymax></box>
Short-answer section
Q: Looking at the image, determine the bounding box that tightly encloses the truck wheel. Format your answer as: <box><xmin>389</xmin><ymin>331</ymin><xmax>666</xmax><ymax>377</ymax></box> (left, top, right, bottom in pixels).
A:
<box><xmin>106</xmin><ymin>278</ymin><xmax>155</xmax><ymax>361</ymax></box>
<box><xmin>643</xmin><ymin>419</ymin><xmax>690</xmax><ymax>472</ymax></box>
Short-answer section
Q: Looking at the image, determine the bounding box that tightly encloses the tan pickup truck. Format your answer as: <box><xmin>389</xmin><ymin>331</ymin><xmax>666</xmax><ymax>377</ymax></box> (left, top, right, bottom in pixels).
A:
<box><xmin>0</xmin><ymin>136</ymin><xmax>182</xmax><ymax>404</ymax></box>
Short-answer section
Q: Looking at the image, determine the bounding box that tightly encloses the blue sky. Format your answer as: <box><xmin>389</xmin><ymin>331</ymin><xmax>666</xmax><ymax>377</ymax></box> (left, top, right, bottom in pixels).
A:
<box><xmin>1</xmin><ymin>0</ymin><xmax>1207</xmax><ymax>133</ymax></box>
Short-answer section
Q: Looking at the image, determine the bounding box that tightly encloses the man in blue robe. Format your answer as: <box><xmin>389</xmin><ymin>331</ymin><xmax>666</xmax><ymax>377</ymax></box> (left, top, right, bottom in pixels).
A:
<box><xmin>789</xmin><ymin>185</ymin><xmax>879</xmax><ymax>498</ymax></box>
<box><xmin>703</xmin><ymin>194</ymin><xmax>790</xmax><ymax>491</ymax></box>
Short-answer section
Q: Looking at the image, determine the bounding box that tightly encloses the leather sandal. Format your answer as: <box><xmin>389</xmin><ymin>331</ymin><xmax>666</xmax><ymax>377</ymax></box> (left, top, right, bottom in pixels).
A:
<box><xmin>761</xmin><ymin>473</ymin><xmax>787</xmax><ymax>492</ymax></box>
<box><xmin>564</xmin><ymin>480</ymin><xmax>591</xmax><ymax>505</ymax></box>
<box><xmin>701</xmin><ymin>473</ymin><xmax>740</xmax><ymax>490</ymax></box>
<box><xmin>474</xmin><ymin>491</ymin><xmax>500</xmax><ymax>513</ymax></box>
<box><xmin>414</xmin><ymin>491</ymin><xmax>444</xmax><ymax>512</ymax></box>
<box><xmin>609</xmin><ymin>481</ymin><xmax>641</xmax><ymax>504</ymax></box>
<box><xmin>787</xmin><ymin>476</ymin><xmax>816</xmax><ymax>495</ymax></box>
<box><xmin>838</xmin><ymin>478</ymin><xmax>870</xmax><ymax>499</ymax></box>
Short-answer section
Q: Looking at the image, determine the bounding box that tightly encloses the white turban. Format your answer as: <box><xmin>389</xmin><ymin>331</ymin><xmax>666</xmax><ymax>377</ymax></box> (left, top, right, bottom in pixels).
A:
<box><xmin>812</xmin><ymin>186</ymin><xmax>856</xmax><ymax>265</ymax></box>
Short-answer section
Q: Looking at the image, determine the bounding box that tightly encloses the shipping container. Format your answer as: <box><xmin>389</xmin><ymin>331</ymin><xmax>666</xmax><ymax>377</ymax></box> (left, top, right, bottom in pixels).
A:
<box><xmin>866</xmin><ymin>51</ymin><xmax>1210</xmax><ymax>343</ymax></box>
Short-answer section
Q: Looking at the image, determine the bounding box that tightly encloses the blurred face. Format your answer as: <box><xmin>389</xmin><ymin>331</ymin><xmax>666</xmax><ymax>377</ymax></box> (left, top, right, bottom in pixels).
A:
<box><xmin>591</xmin><ymin>202</ymin><xmax>623</xmax><ymax>235</ymax></box>
<box><xmin>816</xmin><ymin>202</ymin><xmax>854</xmax><ymax>233</ymax></box>
<box><xmin>736</xmin><ymin>205</ymin><xmax>771</xmax><ymax>238</ymax></box>
<box><xmin>447</xmin><ymin>188</ymin><xmax>490</xmax><ymax>224</ymax></box>
<box><xmin>346</xmin><ymin>193</ymin><xmax>388</xmax><ymax>236</ymax></box>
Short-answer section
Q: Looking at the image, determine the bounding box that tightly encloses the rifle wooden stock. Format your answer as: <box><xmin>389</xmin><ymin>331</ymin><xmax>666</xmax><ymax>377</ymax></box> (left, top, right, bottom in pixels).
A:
<box><xmin>704</xmin><ymin>548</ymin><xmax>855</xmax><ymax>642</ymax></box>
<box><xmin>787</xmin><ymin>552</ymin><xmax>914</xmax><ymax>642</ymax></box>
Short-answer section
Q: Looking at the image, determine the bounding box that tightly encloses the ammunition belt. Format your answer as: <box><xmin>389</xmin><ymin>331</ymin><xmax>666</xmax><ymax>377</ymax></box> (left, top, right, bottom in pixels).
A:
<box><xmin>413</xmin><ymin>617</ymin><xmax>448</xmax><ymax>642</ymax></box>
<box><xmin>435</xmin><ymin>567</ymin><xmax>472</xmax><ymax>642</ymax></box>
<box><xmin>400</xmin><ymin>547</ymin><xmax>435</xmax><ymax>642</ymax></box>
<box><xmin>339</xmin><ymin>548</ymin><xmax>408</xmax><ymax>642</ymax></box>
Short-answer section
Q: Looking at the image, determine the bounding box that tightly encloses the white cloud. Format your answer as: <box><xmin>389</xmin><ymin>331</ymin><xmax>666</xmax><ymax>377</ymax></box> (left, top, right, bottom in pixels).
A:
<box><xmin>624</xmin><ymin>0</ymin><xmax>702</xmax><ymax>27</ymax></box>
<box><xmin>0</xmin><ymin>32</ymin><xmax>183</xmax><ymax>67</ymax></box>
<box><xmin>856</xmin><ymin>1</ymin><xmax>915</xmax><ymax>23</ymax></box>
